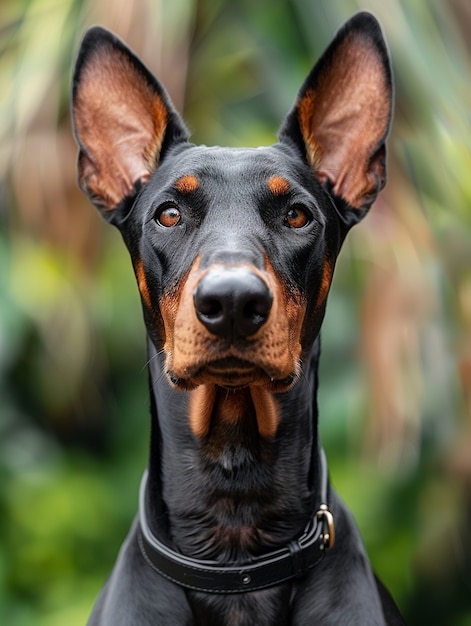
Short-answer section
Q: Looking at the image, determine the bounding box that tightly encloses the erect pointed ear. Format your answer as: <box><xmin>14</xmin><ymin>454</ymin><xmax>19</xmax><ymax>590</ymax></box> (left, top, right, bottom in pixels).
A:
<box><xmin>71</xmin><ymin>27</ymin><xmax>189</xmax><ymax>219</ymax></box>
<box><xmin>279</xmin><ymin>12</ymin><xmax>393</xmax><ymax>218</ymax></box>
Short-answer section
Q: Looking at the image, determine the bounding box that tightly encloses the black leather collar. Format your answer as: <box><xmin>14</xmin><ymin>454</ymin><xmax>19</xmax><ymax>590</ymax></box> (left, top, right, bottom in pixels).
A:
<box><xmin>138</xmin><ymin>449</ymin><xmax>335</xmax><ymax>594</ymax></box>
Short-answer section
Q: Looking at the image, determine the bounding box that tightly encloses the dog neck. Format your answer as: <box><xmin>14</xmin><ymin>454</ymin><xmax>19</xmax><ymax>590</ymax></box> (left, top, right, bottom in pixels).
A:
<box><xmin>144</xmin><ymin>337</ymin><xmax>323</xmax><ymax>563</ymax></box>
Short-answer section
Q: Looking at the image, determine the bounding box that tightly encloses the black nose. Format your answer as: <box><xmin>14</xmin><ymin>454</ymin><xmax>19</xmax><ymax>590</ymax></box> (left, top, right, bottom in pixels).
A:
<box><xmin>193</xmin><ymin>267</ymin><xmax>273</xmax><ymax>339</ymax></box>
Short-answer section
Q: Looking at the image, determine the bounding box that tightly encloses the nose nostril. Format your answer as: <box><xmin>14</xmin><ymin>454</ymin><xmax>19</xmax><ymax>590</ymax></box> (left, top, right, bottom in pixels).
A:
<box><xmin>198</xmin><ymin>298</ymin><xmax>223</xmax><ymax>319</ymax></box>
<box><xmin>243</xmin><ymin>298</ymin><xmax>271</xmax><ymax>326</ymax></box>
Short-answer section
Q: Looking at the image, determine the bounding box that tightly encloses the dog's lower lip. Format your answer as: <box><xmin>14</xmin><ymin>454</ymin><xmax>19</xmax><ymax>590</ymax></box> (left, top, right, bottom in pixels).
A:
<box><xmin>198</xmin><ymin>358</ymin><xmax>260</xmax><ymax>388</ymax></box>
<box><xmin>206</xmin><ymin>358</ymin><xmax>255</xmax><ymax>372</ymax></box>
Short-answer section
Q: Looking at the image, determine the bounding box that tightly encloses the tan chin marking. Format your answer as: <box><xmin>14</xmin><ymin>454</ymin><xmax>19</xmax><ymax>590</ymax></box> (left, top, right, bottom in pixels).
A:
<box><xmin>189</xmin><ymin>384</ymin><xmax>216</xmax><ymax>438</ymax></box>
<box><xmin>188</xmin><ymin>383</ymin><xmax>280</xmax><ymax>440</ymax></box>
<box><xmin>250</xmin><ymin>385</ymin><xmax>280</xmax><ymax>439</ymax></box>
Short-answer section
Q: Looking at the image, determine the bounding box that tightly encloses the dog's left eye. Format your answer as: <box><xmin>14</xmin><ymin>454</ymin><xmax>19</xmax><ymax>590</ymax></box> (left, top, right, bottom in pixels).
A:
<box><xmin>284</xmin><ymin>206</ymin><xmax>310</xmax><ymax>229</ymax></box>
<box><xmin>156</xmin><ymin>205</ymin><xmax>181</xmax><ymax>228</ymax></box>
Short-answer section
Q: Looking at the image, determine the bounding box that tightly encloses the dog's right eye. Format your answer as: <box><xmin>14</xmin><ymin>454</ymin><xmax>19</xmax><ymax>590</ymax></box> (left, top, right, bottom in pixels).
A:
<box><xmin>156</xmin><ymin>204</ymin><xmax>181</xmax><ymax>228</ymax></box>
<box><xmin>284</xmin><ymin>205</ymin><xmax>311</xmax><ymax>229</ymax></box>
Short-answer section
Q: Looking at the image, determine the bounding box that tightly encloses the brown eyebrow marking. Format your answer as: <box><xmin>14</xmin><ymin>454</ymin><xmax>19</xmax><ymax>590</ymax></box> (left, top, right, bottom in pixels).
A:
<box><xmin>267</xmin><ymin>175</ymin><xmax>290</xmax><ymax>196</ymax></box>
<box><xmin>175</xmin><ymin>174</ymin><xmax>199</xmax><ymax>194</ymax></box>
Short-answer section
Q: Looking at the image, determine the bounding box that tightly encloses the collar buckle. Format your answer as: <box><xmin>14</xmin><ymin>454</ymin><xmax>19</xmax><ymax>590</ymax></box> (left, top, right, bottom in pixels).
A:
<box><xmin>317</xmin><ymin>503</ymin><xmax>335</xmax><ymax>550</ymax></box>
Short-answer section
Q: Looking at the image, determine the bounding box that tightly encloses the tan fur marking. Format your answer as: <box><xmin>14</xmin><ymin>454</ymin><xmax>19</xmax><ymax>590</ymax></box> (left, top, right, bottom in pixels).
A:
<box><xmin>160</xmin><ymin>289</ymin><xmax>186</xmax><ymax>364</ymax></box>
<box><xmin>218</xmin><ymin>390</ymin><xmax>251</xmax><ymax>425</ymax></box>
<box><xmin>314</xmin><ymin>258</ymin><xmax>334</xmax><ymax>312</ymax></box>
<box><xmin>175</xmin><ymin>175</ymin><xmax>199</xmax><ymax>194</ymax></box>
<box><xmin>267</xmin><ymin>175</ymin><xmax>290</xmax><ymax>196</ymax></box>
<box><xmin>190</xmin><ymin>385</ymin><xmax>278</xmax><ymax>440</ymax></box>
<box><xmin>250</xmin><ymin>386</ymin><xmax>279</xmax><ymax>439</ymax></box>
<box><xmin>263</xmin><ymin>258</ymin><xmax>306</xmax><ymax>381</ymax></box>
<box><xmin>135</xmin><ymin>260</ymin><xmax>152</xmax><ymax>310</ymax></box>
<box><xmin>189</xmin><ymin>384</ymin><xmax>216</xmax><ymax>438</ymax></box>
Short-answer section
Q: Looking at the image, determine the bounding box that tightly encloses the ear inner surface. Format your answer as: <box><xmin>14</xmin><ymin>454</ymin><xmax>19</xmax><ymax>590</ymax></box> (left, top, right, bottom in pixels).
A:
<box><xmin>73</xmin><ymin>33</ymin><xmax>170</xmax><ymax>211</ymax></box>
<box><xmin>300</xmin><ymin>34</ymin><xmax>390</xmax><ymax>209</ymax></box>
<box><xmin>281</xmin><ymin>14</ymin><xmax>393</xmax><ymax>212</ymax></box>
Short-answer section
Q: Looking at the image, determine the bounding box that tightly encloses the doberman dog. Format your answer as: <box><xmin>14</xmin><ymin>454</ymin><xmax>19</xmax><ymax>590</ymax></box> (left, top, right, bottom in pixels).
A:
<box><xmin>72</xmin><ymin>11</ymin><xmax>405</xmax><ymax>625</ymax></box>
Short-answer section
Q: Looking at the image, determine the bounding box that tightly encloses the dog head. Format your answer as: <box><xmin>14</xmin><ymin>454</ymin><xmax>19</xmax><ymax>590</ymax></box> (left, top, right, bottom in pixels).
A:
<box><xmin>72</xmin><ymin>13</ymin><xmax>392</xmax><ymax>437</ymax></box>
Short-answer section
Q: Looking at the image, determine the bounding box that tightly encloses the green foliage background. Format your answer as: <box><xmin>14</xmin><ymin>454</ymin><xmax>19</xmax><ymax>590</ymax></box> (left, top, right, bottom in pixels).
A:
<box><xmin>1</xmin><ymin>0</ymin><xmax>470</xmax><ymax>623</ymax></box>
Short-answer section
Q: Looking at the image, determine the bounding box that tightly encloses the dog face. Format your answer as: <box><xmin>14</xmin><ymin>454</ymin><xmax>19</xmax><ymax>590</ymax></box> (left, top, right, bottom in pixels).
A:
<box><xmin>121</xmin><ymin>144</ymin><xmax>337</xmax><ymax>393</ymax></box>
<box><xmin>72</xmin><ymin>13</ymin><xmax>392</xmax><ymax>436</ymax></box>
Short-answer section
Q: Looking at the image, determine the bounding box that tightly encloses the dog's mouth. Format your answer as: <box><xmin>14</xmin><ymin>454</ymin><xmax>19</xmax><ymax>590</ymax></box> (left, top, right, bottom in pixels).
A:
<box><xmin>167</xmin><ymin>356</ymin><xmax>298</xmax><ymax>392</ymax></box>
<box><xmin>204</xmin><ymin>357</ymin><xmax>260</xmax><ymax>387</ymax></box>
